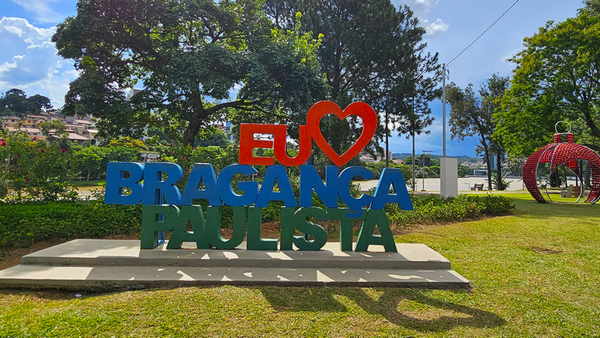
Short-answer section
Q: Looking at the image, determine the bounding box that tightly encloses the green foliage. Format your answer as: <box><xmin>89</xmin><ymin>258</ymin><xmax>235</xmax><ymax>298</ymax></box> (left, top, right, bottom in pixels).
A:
<box><xmin>0</xmin><ymin>199</ymin><xmax>142</xmax><ymax>256</ymax></box>
<box><xmin>0</xmin><ymin>132</ymin><xmax>143</xmax><ymax>199</ymax></box>
<box><xmin>106</xmin><ymin>137</ymin><xmax>149</xmax><ymax>150</ymax></box>
<box><xmin>447</xmin><ymin>75</ymin><xmax>509</xmax><ymax>190</ymax></box>
<box><xmin>457</xmin><ymin>164</ymin><xmax>470</xmax><ymax>178</ymax></box>
<box><xmin>53</xmin><ymin>0</ymin><xmax>325</xmax><ymax>145</ymax></box>
<box><xmin>263</xmin><ymin>0</ymin><xmax>440</xmax><ymax>160</ymax></box>
<box><xmin>194</xmin><ymin>129</ymin><xmax>231</xmax><ymax>148</ymax></box>
<box><xmin>39</xmin><ymin>120</ymin><xmax>67</xmax><ymax>139</ymax></box>
<box><xmin>387</xmin><ymin>194</ymin><xmax>515</xmax><ymax>226</ymax></box>
<box><xmin>496</xmin><ymin>9</ymin><xmax>600</xmax><ymax>156</ymax></box>
<box><xmin>0</xmin><ymin>88</ymin><xmax>52</xmax><ymax>116</ymax></box>
<box><xmin>491</xmin><ymin>170</ymin><xmax>511</xmax><ymax>190</ymax></box>
<box><xmin>364</xmin><ymin>162</ymin><xmax>412</xmax><ymax>181</ymax></box>
<box><xmin>72</xmin><ymin>147</ymin><xmax>103</xmax><ymax>181</ymax></box>
<box><xmin>1</xmin><ymin>131</ymin><xmax>78</xmax><ymax>202</ymax></box>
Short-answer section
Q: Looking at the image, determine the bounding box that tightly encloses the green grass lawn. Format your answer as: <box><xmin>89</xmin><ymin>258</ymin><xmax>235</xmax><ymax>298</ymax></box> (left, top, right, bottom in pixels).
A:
<box><xmin>1</xmin><ymin>194</ymin><xmax>599</xmax><ymax>337</ymax></box>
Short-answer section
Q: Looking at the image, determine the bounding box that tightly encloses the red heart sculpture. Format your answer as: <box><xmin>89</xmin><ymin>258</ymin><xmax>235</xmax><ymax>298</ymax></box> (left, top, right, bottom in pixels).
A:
<box><xmin>306</xmin><ymin>101</ymin><xmax>378</xmax><ymax>167</ymax></box>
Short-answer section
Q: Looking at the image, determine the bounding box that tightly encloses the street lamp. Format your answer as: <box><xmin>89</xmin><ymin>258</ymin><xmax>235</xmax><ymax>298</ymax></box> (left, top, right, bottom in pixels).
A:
<box><xmin>421</xmin><ymin>150</ymin><xmax>435</xmax><ymax>191</ymax></box>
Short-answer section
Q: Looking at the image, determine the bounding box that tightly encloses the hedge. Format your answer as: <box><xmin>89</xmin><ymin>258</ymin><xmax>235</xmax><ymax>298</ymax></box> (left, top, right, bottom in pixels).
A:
<box><xmin>0</xmin><ymin>194</ymin><xmax>515</xmax><ymax>256</ymax></box>
<box><xmin>0</xmin><ymin>200</ymin><xmax>142</xmax><ymax>255</ymax></box>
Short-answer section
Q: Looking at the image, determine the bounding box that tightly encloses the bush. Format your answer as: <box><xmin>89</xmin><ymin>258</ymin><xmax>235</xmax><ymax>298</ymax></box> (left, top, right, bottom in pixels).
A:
<box><xmin>387</xmin><ymin>194</ymin><xmax>515</xmax><ymax>227</ymax></box>
<box><xmin>2</xmin><ymin>132</ymin><xmax>79</xmax><ymax>202</ymax></box>
<box><xmin>0</xmin><ymin>199</ymin><xmax>142</xmax><ymax>256</ymax></box>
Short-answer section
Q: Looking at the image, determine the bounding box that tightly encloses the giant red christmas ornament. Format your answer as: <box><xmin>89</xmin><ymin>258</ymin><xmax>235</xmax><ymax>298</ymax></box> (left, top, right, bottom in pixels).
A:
<box><xmin>523</xmin><ymin>128</ymin><xmax>600</xmax><ymax>204</ymax></box>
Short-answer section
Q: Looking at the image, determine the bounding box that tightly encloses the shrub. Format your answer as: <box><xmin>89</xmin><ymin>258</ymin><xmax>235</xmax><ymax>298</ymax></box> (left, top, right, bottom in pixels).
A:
<box><xmin>0</xmin><ymin>199</ymin><xmax>142</xmax><ymax>256</ymax></box>
<box><xmin>387</xmin><ymin>194</ymin><xmax>515</xmax><ymax>227</ymax></box>
<box><xmin>2</xmin><ymin>132</ymin><xmax>78</xmax><ymax>202</ymax></box>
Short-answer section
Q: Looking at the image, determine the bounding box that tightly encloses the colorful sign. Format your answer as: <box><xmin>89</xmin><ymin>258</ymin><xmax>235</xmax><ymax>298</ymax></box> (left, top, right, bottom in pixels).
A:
<box><xmin>105</xmin><ymin>101</ymin><xmax>413</xmax><ymax>252</ymax></box>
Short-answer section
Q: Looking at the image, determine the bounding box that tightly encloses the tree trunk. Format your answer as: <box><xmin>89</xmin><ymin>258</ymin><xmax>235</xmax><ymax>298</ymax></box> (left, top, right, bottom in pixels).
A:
<box><xmin>183</xmin><ymin>118</ymin><xmax>202</xmax><ymax>146</ymax></box>
<box><xmin>182</xmin><ymin>90</ymin><xmax>206</xmax><ymax>146</ymax></box>
<box><xmin>496</xmin><ymin>152</ymin><xmax>502</xmax><ymax>190</ymax></box>
<box><xmin>581</xmin><ymin>102</ymin><xmax>600</xmax><ymax>139</ymax></box>
<box><xmin>481</xmin><ymin>139</ymin><xmax>492</xmax><ymax>191</ymax></box>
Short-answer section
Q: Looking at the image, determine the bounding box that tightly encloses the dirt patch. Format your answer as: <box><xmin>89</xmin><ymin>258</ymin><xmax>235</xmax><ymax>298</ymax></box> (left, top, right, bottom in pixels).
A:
<box><xmin>530</xmin><ymin>246</ymin><xmax>563</xmax><ymax>255</ymax></box>
<box><xmin>0</xmin><ymin>238</ymin><xmax>65</xmax><ymax>270</ymax></box>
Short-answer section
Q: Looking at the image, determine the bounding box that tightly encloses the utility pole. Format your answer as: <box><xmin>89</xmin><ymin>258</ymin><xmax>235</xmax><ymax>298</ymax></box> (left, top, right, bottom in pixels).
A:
<box><xmin>442</xmin><ymin>63</ymin><xmax>447</xmax><ymax>157</ymax></box>
<box><xmin>411</xmin><ymin>96</ymin><xmax>416</xmax><ymax>193</ymax></box>
<box><xmin>412</xmin><ymin>130</ymin><xmax>416</xmax><ymax>193</ymax></box>
<box><xmin>385</xmin><ymin>109</ymin><xmax>389</xmax><ymax>168</ymax></box>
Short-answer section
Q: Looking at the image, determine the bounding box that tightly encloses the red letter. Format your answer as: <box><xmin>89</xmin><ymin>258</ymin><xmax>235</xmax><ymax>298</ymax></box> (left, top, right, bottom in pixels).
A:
<box><xmin>273</xmin><ymin>125</ymin><xmax>311</xmax><ymax>166</ymax></box>
<box><xmin>239</xmin><ymin>124</ymin><xmax>275</xmax><ymax>165</ymax></box>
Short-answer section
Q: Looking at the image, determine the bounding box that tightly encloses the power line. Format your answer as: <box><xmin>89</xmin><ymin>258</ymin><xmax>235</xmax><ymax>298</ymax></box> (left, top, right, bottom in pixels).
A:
<box><xmin>447</xmin><ymin>0</ymin><xmax>521</xmax><ymax>66</ymax></box>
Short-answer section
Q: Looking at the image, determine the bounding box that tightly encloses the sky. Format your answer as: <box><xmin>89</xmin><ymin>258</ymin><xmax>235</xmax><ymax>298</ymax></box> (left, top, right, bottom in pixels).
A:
<box><xmin>0</xmin><ymin>0</ymin><xmax>586</xmax><ymax>157</ymax></box>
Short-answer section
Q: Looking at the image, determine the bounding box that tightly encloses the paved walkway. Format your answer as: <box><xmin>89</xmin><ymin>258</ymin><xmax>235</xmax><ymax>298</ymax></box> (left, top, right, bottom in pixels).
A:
<box><xmin>356</xmin><ymin>176</ymin><xmax>526</xmax><ymax>193</ymax></box>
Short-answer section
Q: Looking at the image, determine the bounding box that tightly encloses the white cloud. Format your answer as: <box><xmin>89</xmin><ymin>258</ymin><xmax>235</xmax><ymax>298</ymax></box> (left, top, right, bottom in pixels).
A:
<box><xmin>399</xmin><ymin>0</ymin><xmax>441</xmax><ymax>16</ymax></box>
<box><xmin>422</xmin><ymin>18</ymin><xmax>449</xmax><ymax>36</ymax></box>
<box><xmin>10</xmin><ymin>0</ymin><xmax>63</xmax><ymax>24</ymax></box>
<box><xmin>393</xmin><ymin>1</ymin><xmax>448</xmax><ymax>37</ymax></box>
<box><xmin>0</xmin><ymin>17</ymin><xmax>76</xmax><ymax>108</ymax></box>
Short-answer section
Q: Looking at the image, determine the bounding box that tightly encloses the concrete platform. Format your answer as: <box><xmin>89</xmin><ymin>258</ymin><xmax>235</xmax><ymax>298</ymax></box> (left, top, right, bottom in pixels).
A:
<box><xmin>0</xmin><ymin>239</ymin><xmax>470</xmax><ymax>290</ymax></box>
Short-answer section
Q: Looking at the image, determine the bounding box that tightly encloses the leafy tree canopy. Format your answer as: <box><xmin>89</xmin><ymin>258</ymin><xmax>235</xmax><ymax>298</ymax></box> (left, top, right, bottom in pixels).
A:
<box><xmin>262</xmin><ymin>0</ymin><xmax>439</xmax><ymax>160</ymax></box>
<box><xmin>446</xmin><ymin>74</ymin><xmax>509</xmax><ymax>190</ymax></box>
<box><xmin>0</xmin><ymin>89</ymin><xmax>52</xmax><ymax>116</ymax></box>
<box><xmin>495</xmin><ymin>7</ymin><xmax>600</xmax><ymax>157</ymax></box>
<box><xmin>53</xmin><ymin>0</ymin><xmax>325</xmax><ymax>145</ymax></box>
<box><xmin>195</xmin><ymin>128</ymin><xmax>230</xmax><ymax>148</ymax></box>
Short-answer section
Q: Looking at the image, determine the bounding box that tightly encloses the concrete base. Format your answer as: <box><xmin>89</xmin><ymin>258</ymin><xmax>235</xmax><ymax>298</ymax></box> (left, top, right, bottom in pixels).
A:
<box><xmin>0</xmin><ymin>239</ymin><xmax>470</xmax><ymax>290</ymax></box>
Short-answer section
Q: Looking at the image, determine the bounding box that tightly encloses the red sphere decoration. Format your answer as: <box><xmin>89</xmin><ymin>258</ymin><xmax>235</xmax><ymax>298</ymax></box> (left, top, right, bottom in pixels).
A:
<box><xmin>523</xmin><ymin>132</ymin><xmax>600</xmax><ymax>204</ymax></box>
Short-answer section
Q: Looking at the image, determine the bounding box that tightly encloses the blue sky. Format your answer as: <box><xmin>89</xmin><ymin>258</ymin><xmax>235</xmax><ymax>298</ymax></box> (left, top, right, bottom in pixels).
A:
<box><xmin>0</xmin><ymin>0</ymin><xmax>585</xmax><ymax>157</ymax></box>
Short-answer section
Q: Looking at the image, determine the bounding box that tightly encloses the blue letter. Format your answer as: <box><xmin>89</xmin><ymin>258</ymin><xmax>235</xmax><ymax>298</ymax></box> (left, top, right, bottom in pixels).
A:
<box><xmin>217</xmin><ymin>164</ymin><xmax>259</xmax><ymax>207</ymax></box>
<box><xmin>371</xmin><ymin>168</ymin><xmax>413</xmax><ymax>210</ymax></box>
<box><xmin>105</xmin><ymin>162</ymin><xmax>144</xmax><ymax>205</ymax></box>
<box><xmin>180</xmin><ymin>163</ymin><xmax>221</xmax><ymax>206</ymax></box>
<box><xmin>337</xmin><ymin>166</ymin><xmax>375</xmax><ymax>218</ymax></box>
<box><xmin>142</xmin><ymin>163</ymin><xmax>183</xmax><ymax>205</ymax></box>
<box><xmin>299</xmin><ymin>165</ymin><xmax>338</xmax><ymax>208</ymax></box>
<box><xmin>255</xmin><ymin>165</ymin><xmax>297</xmax><ymax>207</ymax></box>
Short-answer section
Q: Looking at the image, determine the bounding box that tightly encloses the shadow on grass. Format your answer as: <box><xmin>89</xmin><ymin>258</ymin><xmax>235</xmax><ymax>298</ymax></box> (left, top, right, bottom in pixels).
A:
<box><xmin>259</xmin><ymin>287</ymin><xmax>505</xmax><ymax>332</ymax></box>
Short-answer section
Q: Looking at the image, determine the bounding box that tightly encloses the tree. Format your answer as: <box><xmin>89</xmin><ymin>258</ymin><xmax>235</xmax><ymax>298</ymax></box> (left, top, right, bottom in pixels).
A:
<box><xmin>73</xmin><ymin>147</ymin><xmax>103</xmax><ymax>181</ymax></box>
<box><xmin>263</xmin><ymin>0</ymin><xmax>439</xmax><ymax>163</ymax></box>
<box><xmin>195</xmin><ymin>129</ymin><xmax>230</xmax><ymax>148</ymax></box>
<box><xmin>481</xmin><ymin>75</ymin><xmax>510</xmax><ymax>190</ymax></box>
<box><xmin>53</xmin><ymin>0</ymin><xmax>325</xmax><ymax>146</ymax></box>
<box><xmin>107</xmin><ymin>137</ymin><xmax>149</xmax><ymax>150</ymax></box>
<box><xmin>27</xmin><ymin>95</ymin><xmax>52</xmax><ymax>114</ymax></box>
<box><xmin>446</xmin><ymin>75</ymin><xmax>509</xmax><ymax>191</ymax></box>
<box><xmin>40</xmin><ymin>120</ymin><xmax>68</xmax><ymax>139</ymax></box>
<box><xmin>495</xmin><ymin>5</ymin><xmax>600</xmax><ymax>157</ymax></box>
<box><xmin>0</xmin><ymin>89</ymin><xmax>52</xmax><ymax>116</ymax></box>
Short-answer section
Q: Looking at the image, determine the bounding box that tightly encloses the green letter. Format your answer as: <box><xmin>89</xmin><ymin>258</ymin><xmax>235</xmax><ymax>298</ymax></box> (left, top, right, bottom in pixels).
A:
<box><xmin>167</xmin><ymin>206</ymin><xmax>210</xmax><ymax>250</ymax></box>
<box><xmin>141</xmin><ymin>205</ymin><xmax>179</xmax><ymax>249</ymax></box>
<box><xmin>247</xmin><ymin>207</ymin><xmax>278</xmax><ymax>250</ymax></box>
<box><xmin>327</xmin><ymin>208</ymin><xmax>367</xmax><ymax>252</ymax></box>
<box><xmin>279</xmin><ymin>207</ymin><xmax>296</xmax><ymax>250</ymax></box>
<box><xmin>293</xmin><ymin>207</ymin><xmax>328</xmax><ymax>251</ymax></box>
<box><xmin>355</xmin><ymin>209</ymin><xmax>397</xmax><ymax>252</ymax></box>
<box><xmin>205</xmin><ymin>206</ymin><xmax>246</xmax><ymax>249</ymax></box>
